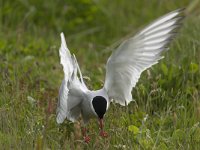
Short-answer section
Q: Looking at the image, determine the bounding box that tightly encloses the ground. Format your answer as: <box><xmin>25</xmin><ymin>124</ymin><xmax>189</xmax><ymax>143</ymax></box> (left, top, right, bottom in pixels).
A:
<box><xmin>1</xmin><ymin>0</ymin><xmax>200</xmax><ymax>149</ymax></box>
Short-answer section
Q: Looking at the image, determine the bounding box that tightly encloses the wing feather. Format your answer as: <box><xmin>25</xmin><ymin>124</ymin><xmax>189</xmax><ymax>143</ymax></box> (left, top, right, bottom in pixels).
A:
<box><xmin>104</xmin><ymin>9</ymin><xmax>184</xmax><ymax>106</ymax></box>
<box><xmin>56</xmin><ymin>33</ymin><xmax>87</xmax><ymax>123</ymax></box>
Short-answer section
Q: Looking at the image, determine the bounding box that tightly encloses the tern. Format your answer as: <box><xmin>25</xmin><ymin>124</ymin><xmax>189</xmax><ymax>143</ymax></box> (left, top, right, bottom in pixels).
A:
<box><xmin>56</xmin><ymin>9</ymin><xmax>184</xmax><ymax>143</ymax></box>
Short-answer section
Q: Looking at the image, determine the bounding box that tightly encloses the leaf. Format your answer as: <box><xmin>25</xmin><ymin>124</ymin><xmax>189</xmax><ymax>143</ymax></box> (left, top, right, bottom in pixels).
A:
<box><xmin>128</xmin><ymin>125</ymin><xmax>139</xmax><ymax>134</ymax></box>
<box><xmin>161</xmin><ymin>63</ymin><xmax>168</xmax><ymax>76</ymax></box>
<box><xmin>189</xmin><ymin>62</ymin><xmax>199</xmax><ymax>73</ymax></box>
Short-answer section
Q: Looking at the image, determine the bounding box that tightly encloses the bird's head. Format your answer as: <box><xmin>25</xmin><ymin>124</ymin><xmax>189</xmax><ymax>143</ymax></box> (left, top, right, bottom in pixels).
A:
<box><xmin>92</xmin><ymin>96</ymin><xmax>107</xmax><ymax>119</ymax></box>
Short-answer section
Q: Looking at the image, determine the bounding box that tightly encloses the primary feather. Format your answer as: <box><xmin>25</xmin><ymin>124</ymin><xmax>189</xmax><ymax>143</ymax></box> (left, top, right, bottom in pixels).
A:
<box><xmin>56</xmin><ymin>33</ymin><xmax>88</xmax><ymax>123</ymax></box>
<box><xmin>104</xmin><ymin>9</ymin><xmax>184</xmax><ymax>106</ymax></box>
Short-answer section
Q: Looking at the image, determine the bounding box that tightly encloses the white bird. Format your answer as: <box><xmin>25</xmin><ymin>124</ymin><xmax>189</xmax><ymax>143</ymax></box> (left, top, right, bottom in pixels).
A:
<box><xmin>56</xmin><ymin>9</ymin><xmax>184</xmax><ymax>143</ymax></box>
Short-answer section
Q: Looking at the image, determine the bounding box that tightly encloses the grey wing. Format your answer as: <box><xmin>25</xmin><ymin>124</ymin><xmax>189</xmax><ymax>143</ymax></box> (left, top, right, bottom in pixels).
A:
<box><xmin>104</xmin><ymin>9</ymin><xmax>184</xmax><ymax>106</ymax></box>
<box><xmin>56</xmin><ymin>33</ymin><xmax>88</xmax><ymax>123</ymax></box>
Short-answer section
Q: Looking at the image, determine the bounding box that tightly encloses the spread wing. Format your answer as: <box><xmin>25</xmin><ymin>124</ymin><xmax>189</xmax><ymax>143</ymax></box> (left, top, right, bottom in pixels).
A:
<box><xmin>104</xmin><ymin>9</ymin><xmax>184</xmax><ymax>106</ymax></box>
<box><xmin>56</xmin><ymin>33</ymin><xmax>87</xmax><ymax>123</ymax></box>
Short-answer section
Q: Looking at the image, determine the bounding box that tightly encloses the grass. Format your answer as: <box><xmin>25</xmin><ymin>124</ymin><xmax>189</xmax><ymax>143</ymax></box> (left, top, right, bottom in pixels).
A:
<box><xmin>1</xmin><ymin>0</ymin><xmax>200</xmax><ymax>149</ymax></box>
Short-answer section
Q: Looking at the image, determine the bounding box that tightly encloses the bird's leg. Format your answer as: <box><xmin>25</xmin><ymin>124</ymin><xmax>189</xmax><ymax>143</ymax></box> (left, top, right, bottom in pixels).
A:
<box><xmin>99</xmin><ymin>119</ymin><xmax>108</xmax><ymax>137</ymax></box>
<box><xmin>82</xmin><ymin>127</ymin><xmax>90</xmax><ymax>143</ymax></box>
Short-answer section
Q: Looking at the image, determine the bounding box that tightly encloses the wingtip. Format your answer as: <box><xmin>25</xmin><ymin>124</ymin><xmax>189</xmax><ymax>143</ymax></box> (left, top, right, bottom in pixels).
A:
<box><xmin>60</xmin><ymin>32</ymin><xmax>68</xmax><ymax>48</ymax></box>
<box><xmin>170</xmin><ymin>8</ymin><xmax>185</xmax><ymax>15</ymax></box>
<box><xmin>56</xmin><ymin>115</ymin><xmax>64</xmax><ymax>124</ymax></box>
<box><xmin>164</xmin><ymin>8</ymin><xmax>185</xmax><ymax>20</ymax></box>
<box><xmin>174</xmin><ymin>8</ymin><xmax>185</xmax><ymax>20</ymax></box>
<box><xmin>60</xmin><ymin>32</ymin><xmax>64</xmax><ymax>37</ymax></box>
<box><xmin>60</xmin><ymin>32</ymin><xmax>65</xmax><ymax>42</ymax></box>
<box><xmin>176</xmin><ymin>8</ymin><xmax>186</xmax><ymax>13</ymax></box>
<box><xmin>177</xmin><ymin>8</ymin><xmax>186</xmax><ymax>19</ymax></box>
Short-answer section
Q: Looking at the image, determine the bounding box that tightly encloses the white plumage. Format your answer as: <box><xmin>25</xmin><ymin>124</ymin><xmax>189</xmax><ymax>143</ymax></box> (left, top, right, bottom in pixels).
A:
<box><xmin>56</xmin><ymin>33</ymin><xmax>88</xmax><ymax>123</ymax></box>
<box><xmin>56</xmin><ymin>9</ymin><xmax>184</xmax><ymax>126</ymax></box>
<box><xmin>104</xmin><ymin>9</ymin><xmax>183</xmax><ymax>106</ymax></box>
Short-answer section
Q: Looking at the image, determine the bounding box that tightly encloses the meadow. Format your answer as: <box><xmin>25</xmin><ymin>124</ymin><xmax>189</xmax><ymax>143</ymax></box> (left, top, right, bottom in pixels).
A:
<box><xmin>1</xmin><ymin>0</ymin><xmax>200</xmax><ymax>149</ymax></box>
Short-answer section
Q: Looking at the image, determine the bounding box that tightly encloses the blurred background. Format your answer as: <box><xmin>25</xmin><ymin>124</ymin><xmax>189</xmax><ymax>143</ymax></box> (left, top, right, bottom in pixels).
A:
<box><xmin>1</xmin><ymin>0</ymin><xmax>200</xmax><ymax>149</ymax></box>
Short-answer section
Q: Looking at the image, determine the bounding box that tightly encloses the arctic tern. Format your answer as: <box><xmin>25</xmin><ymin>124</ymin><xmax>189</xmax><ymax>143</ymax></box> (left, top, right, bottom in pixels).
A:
<box><xmin>56</xmin><ymin>9</ymin><xmax>184</xmax><ymax>143</ymax></box>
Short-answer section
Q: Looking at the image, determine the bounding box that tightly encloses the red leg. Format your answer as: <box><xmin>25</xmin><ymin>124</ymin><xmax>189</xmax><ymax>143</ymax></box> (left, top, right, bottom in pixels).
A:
<box><xmin>82</xmin><ymin>127</ymin><xmax>90</xmax><ymax>143</ymax></box>
<box><xmin>99</xmin><ymin>119</ymin><xmax>108</xmax><ymax>137</ymax></box>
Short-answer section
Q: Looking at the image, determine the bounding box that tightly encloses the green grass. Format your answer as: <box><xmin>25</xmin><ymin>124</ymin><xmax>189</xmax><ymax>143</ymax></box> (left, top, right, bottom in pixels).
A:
<box><xmin>1</xmin><ymin>0</ymin><xmax>200</xmax><ymax>149</ymax></box>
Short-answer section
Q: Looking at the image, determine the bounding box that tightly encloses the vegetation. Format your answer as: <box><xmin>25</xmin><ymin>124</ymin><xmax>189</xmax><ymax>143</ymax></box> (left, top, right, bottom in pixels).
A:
<box><xmin>1</xmin><ymin>0</ymin><xmax>200</xmax><ymax>149</ymax></box>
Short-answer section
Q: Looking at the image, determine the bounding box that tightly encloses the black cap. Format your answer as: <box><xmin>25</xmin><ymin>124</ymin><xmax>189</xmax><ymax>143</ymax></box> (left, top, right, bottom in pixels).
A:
<box><xmin>92</xmin><ymin>96</ymin><xmax>107</xmax><ymax>119</ymax></box>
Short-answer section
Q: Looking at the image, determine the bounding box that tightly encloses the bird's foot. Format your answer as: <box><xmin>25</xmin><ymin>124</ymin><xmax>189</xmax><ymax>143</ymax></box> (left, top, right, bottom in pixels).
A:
<box><xmin>83</xmin><ymin>136</ymin><xmax>90</xmax><ymax>143</ymax></box>
<box><xmin>100</xmin><ymin>130</ymin><xmax>108</xmax><ymax>137</ymax></box>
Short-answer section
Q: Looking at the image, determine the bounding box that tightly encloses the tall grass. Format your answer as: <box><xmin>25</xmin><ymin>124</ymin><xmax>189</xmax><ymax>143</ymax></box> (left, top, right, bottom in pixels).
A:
<box><xmin>1</xmin><ymin>0</ymin><xmax>200</xmax><ymax>149</ymax></box>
